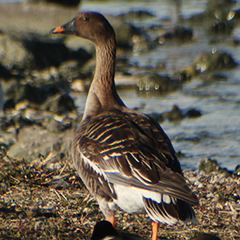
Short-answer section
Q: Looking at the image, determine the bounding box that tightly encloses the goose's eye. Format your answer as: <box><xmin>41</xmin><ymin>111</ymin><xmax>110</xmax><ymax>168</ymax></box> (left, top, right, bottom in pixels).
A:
<box><xmin>83</xmin><ymin>17</ymin><xmax>89</xmax><ymax>21</ymax></box>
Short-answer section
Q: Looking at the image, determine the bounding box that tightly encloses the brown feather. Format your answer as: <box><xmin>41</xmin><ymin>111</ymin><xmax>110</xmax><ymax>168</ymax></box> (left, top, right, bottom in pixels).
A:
<box><xmin>74</xmin><ymin>108</ymin><xmax>198</xmax><ymax>206</ymax></box>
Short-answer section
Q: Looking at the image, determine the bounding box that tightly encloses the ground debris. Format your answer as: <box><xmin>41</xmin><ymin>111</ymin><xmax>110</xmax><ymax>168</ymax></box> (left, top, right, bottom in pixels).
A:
<box><xmin>0</xmin><ymin>156</ymin><xmax>239</xmax><ymax>240</ymax></box>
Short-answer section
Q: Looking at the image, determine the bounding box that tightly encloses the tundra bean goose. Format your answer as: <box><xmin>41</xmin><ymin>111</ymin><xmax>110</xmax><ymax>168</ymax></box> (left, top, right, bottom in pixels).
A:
<box><xmin>51</xmin><ymin>11</ymin><xmax>199</xmax><ymax>240</ymax></box>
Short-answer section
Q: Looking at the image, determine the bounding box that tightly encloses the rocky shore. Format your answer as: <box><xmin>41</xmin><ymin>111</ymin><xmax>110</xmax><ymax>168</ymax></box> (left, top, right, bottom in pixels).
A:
<box><xmin>0</xmin><ymin>1</ymin><xmax>240</xmax><ymax>239</ymax></box>
<box><xmin>1</xmin><ymin>2</ymin><xmax>238</xmax><ymax>164</ymax></box>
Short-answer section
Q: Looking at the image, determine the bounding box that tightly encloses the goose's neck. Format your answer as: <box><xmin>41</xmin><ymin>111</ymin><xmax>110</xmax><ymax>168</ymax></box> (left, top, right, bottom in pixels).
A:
<box><xmin>83</xmin><ymin>38</ymin><xmax>125</xmax><ymax>120</ymax></box>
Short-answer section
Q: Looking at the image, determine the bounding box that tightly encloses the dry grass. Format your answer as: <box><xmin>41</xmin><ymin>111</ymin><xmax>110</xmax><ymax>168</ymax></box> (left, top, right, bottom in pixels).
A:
<box><xmin>0</xmin><ymin>151</ymin><xmax>239</xmax><ymax>240</ymax></box>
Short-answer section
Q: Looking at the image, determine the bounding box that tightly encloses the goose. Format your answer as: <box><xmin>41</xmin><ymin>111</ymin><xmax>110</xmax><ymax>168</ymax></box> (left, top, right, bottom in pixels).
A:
<box><xmin>51</xmin><ymin>11</ymin><xmax>199</xmax><ymax>240</ymax></box>
<box><xmin>91</xmin><ymin>220</ymin><xmax>145</xmax><ymax>240</ymax></box>
<box><xmin>91</xmin><ymin>220</ymin><xmax>120</xmax><ymax>240</ymax></box>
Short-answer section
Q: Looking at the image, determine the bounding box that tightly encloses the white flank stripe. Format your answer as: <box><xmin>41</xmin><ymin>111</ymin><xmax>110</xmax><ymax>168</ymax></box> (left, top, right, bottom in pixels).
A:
<box><xmin>104</xmin><ymin>121</ymin><xmax>122</xmax><ymax>127</ymax></box>
<box><xmin>109</xmin><ymin>152</ymin><xmax>122</xmax><ymax>157</ymax></box>
<box><xmin>93</xmin><ymin>128</ymin><xmax>111</xmax><ymax>141</ymax></box>
<box><xmin>162</xmin><ymin>194</ymin><xmax>171</xmax><ymax>204</ymax></box>
<box><xmin>103</xmin><ymin>155</ymin><xmax>110</xmax><ymax>161</ymax></box>
<box><xmin>142</xmin><ymin>191</ymin><xmax>162</xmax><ymax>203</ymax></box>
<box><xmin>108</xmin><ymin>139</ymin><xmax>123</xmax><ymax>146</ymax></box>
<box><xmin>171</xmin><ymin>196</ymin><xmax>177</xmax><ymax>204</ymax></box>
<box><xmin>105</xmin><ymin>169</ymin><xmax>120</xmax><ymax>174</ymax></box>
<box><xmin>100</xmin><ymin>145</ymin><xmax>120</xmax><ymax>154</ymax></box>
<box><xmin>81</xmin><ymin>153</ymin><xmax>105</xmax><ymax>177</ymax></box>
<box><xmin>99</xmin><ymin>134</ymin><xmax>112</xmax><ymax>143</ymax></box>
<box><xmin>130</xmin><ymin>153</ymin><xmax>140</xmax><ymax>163</ymax></box>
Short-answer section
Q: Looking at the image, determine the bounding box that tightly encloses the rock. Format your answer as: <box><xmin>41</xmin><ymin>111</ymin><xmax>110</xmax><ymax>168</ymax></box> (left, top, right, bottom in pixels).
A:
<box><xmin>188</xmin><ymin>0</ymin><xmax>235</xmax><ymax>23</ymax></box>
<box><xmin>4</xmin><ymin>79</ymin><xmax>73</xmax><ymax>108</ymax></box>
<box><xmin>0</xmin><ymin>63</ymin><xmax>20</xmax><ymax>80</ymax></box>
<box><xmin>161</xmin><ymin>105</ymin><xmax>183</xmax><ymax>121</ymax></box>
<box><xmin>0</xmin><ymin>115</ymin><xmax>41</xmax><ymax>132</ymax></box>
<box><xmin>0</xmin><ymin>33</ymin><xmax>31</xmax><ymax>71</ymax></box>
<box><xmin>175</xmin><ymin>133</ymin><xmax>201</xmax><ymax>143</ymax></box>
<box><xmin>69</xmin><ymin>47</ymin><xmax>92</xmax><ymax>66</ymax></box>
<box><xmin>3</xmin><ymin>98</ymin><xmax>15</xmax><ymax>111</ymax></box>
<box><xmin>0</xmin><ymin>32</ymin><xmax>70</xmax><ymax>71</ymax></box>
<box><xmin>18</xmin><ymin>116</ymin><xmax>42</xmax><ymax>128</ymax></box>
<box><xmin>16</xmin><ymin>83</ymin><xmax>60</xmax><ymax>105</ymax></box>
<box><xmin>192</xmin><ymin>51</ymin><xmax>237</xmax><ymax>73</ymax></box>
<box><xmin>15</xmin><ymin>100</ymin><xmax>29</xmax><ymax>111</ymax></box>
<box><xmin>205</xmin><ymin>73</ymin><xmax>228</xmax><ymax>81</ymax></box>
<box><xmin>132</xmin><ymin>35</ymin><xmax>151</xmax><ymax>52</ymax></box>
<box><xmin>0</xmin><ymin>82</ymin><xmax>3</xmax><ymax>111</ymax></box>
<box><xmin>233</xmin><ymin>8</ymin><xmax>240</xmax><ymax>19</ymax></box>
<box><xmin>160</xmin><ymin>105</ymin><xmax>201</xmax><ymax>121</ymax></box>
<box><xmin>58</xmin><ymin>94</ymin><xmax>76</xmax><ymax>113</ymax></box>
<box><xmin>0</xmin><ymin>4</ymin><xmax>150</xmax><ymax>54</ymax></box>
<box><xmin>0</xmin><ymin>116</ymin><xmax>14</xmax><ymax>132</ymax></box>
<box><xmin>210</xmin><ymin>21</ymin><xmax>234</xmax><ymax>35</ymax></box>
<box><xmin>43</xmin><ymin>93</ymin><xmax>76</xmax><ymax>114</ymax></box>
<box><xmin>106</xmin><ymin>15</ymin><xmax>150</xmax><ymax>51</ymax></box>
<box><xmin>0</xmin><ymin>31</ymin><xmax>92</xmax><ymax>72</ymax></box>
<box><xmin>199</xmin><ymin>157</ymin><xmax>231</xmax><ymax>175</ymax></box>
<box><xmin>117</xmin><ymin>10</ymin><xmax>155</xmax><ymax>21</ymax></box>
<box><xmin>23</xmin><ymin>36</ymin><xmax>70</xmax><ymax>69</ymax></box>
<box><xmin>156</xmin><ymin>26</ymin><xmax>193</xmax><ymax>44</ymax></box>
<box><xmin>7</xmin><ymin>125</ymin><xmax>74</xmax><ymax>161</ymax></box>
<box><xmin>24</xmin><ymin>0</ymin><xmax>81</xmax><ymax>8</ymax></box>
<box><xmin>0</xmin><ymin>114</ymin><xmax>42</xmax><ymax>154</ymax></box>
<box><xmin>70</xmin><ymin>79</ymin><xmax>86</xmax><ymax>92</ymax></box>
<box><xmin>172</xmin><ymin>70</ymin><xmax>192</xmax><ymax>83</ymax></box>
<box><xmin>137</xmin><ymin>73</ymin><xmax>181</xmax><ymax>94</ymax></box>
<box><xmin>185</xmin><ymin>108</ymin><xmax>202</xmax><ymax>118</ymax></box>
<box><xmin>206</xmin><ymin>0</ymin><xmax>236</xmax><ymax>11</ymax></box>
<box><xmin>199</xmin><ymin>158</ymin><xmax>220</xmax><ymax>173</ymax></box>
<box><xmin>0</xmin><ymin>129</ymin><xmax>14</xmax><ymax>152</ymax></box>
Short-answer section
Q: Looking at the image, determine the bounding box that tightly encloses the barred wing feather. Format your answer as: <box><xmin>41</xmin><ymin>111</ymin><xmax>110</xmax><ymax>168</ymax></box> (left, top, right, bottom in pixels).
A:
<box><xmin>74</xmin><ymin>108</ymin><xmax>198</xmax><ymax>206</ymax></box>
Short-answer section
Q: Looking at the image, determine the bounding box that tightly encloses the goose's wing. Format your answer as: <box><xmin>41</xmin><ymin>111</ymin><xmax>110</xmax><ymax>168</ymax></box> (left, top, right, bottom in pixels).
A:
<box><xmin>74</xmin><ymin>108</ymin><xmax>198</xmax><ymax>206</ymax></box>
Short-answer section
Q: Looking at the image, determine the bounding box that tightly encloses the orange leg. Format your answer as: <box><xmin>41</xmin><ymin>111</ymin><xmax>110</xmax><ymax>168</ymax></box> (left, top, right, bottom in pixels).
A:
<box><xmin>151</xmin><ymin>221</ymin><xmax>159</xmax><ymax>240</ymax></box>
<box><xmin>105</xmin><ymin>215</ymin><xmax>116</xmax><ymax>227</ymax></box>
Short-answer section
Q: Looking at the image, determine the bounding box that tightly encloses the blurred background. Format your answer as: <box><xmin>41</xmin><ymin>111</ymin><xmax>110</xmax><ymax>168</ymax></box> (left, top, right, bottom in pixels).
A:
<box><xmin>0</xmin><ymin>0</ymin><xmax>240</xmax><ymax>171</ymax></box>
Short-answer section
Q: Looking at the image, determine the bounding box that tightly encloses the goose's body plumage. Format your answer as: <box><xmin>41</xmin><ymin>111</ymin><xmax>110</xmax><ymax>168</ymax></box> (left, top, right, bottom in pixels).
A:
<box><xmin>73</xmin><ymin>108</ymin><xmax>197</xmax><ymax>223</ymax></box>
<box><xmin>51</xmin><ymin>11</ymin><xmax>198</xmax><ymax>240</ymax></box>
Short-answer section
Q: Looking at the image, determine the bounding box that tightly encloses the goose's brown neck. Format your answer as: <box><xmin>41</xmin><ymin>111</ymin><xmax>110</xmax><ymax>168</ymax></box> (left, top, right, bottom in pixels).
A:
<box><xmin>83</xmin><ymin>38</ymin><xmax>125</xmax><ymax>120</ymax></box>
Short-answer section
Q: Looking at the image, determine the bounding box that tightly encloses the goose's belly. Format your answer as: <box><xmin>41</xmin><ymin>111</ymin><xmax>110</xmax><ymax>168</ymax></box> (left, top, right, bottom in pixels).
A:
<box><xmin>112</xmin><ymin>184</ymin><xmax>145</xmax><ymax>213</ymax></box>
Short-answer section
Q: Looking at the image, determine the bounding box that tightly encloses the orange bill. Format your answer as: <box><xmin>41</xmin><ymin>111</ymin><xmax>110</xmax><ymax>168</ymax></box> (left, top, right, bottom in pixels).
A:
<box><xmin>51</xmin><ymin>25</ymin><xmax>65</xmax><ymax>34</ymax></box>
<box><xmin>50</xmin><ymin>18</ymin><xmax>76</xmax><ymax>35</ymax></box>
